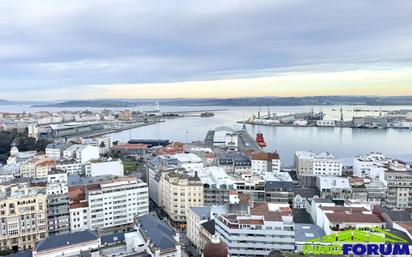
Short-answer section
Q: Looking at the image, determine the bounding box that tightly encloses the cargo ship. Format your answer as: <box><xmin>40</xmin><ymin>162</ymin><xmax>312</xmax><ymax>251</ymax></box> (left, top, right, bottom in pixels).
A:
<box><xmin>256</xmin><ymin>133</ymin><xmax>266</xmax><ymax>148</ymax></box>
<box><xmin>200</xmin><ymin>112</ymin><xmax>215</xmax><ymax>117</ymax></box>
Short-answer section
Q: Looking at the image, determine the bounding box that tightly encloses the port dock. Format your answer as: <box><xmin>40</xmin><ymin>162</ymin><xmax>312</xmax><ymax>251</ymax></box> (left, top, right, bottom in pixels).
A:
<box><xmin>239</xmin><ymin>109</ymin><xmax>412</xmax><ymax>130</ymax></box>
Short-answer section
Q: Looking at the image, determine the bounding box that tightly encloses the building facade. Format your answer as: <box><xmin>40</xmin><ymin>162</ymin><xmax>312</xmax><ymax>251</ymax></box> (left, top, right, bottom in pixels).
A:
<box><xmin>160</xmin><ymin>171</ymin><xmax>204</xmax><ymax>223</ymax></box>
<box><xmin>47</xmin><ymin>171</ymin><xmax>70</xmax><ymax>235</ymax></box>
<box><xmin>215</xmin><ymin>202</ymin><xmax>295</xmax><ymax>257</ymax></box>
<box><xmin>294</xmin><ymin>151</ymin><xmax>342</xmax><ymax>177</ymax></box>
<box><xmin>0</xmin><ymin>182</ymin><xmax>48</xmax><ymax>251</ymax></box>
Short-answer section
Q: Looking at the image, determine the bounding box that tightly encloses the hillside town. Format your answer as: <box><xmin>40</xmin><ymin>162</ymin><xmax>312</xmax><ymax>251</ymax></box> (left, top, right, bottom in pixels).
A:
<box><xmin>1</xmin><ymin>111</ymin><xmax>412</xmax><ymax>257</ymax></box>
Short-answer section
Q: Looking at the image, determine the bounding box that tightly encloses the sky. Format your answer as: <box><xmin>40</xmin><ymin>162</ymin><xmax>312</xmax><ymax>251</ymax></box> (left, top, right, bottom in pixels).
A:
<box><xmin>0</xmin><ymin>0</ymin><xmax>412</xmax><ymax>100</ymax></box>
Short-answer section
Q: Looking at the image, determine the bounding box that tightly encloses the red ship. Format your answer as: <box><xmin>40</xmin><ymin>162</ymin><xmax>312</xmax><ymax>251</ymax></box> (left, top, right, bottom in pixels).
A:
<box><xmin>256</xmin><ymin>133</ymin><xmax>266</xmax><ymax>148</ymax></box>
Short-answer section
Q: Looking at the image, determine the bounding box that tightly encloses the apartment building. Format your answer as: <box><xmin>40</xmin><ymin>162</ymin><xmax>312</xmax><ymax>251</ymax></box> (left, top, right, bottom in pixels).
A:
<box><xmin>313</xmin><ymin>205</ymin><xmax>385</xmax><ymax>235</ymax></box>
<box><xmin>68</xmin><ymin>186</ymin><xmax>89</xmax><ymax>233</ymax></box>
<box><xmin>84</xmin><ymin>159</ymin><xmax>124</xmax><ymax>177</ymax></box>
<box><xmin>63</xmin><ymin>144</ymin><xmax>99</xmax><ymax>164</ymax></box>
<box><xmin>147</xmin><ymin>156</ymin><xmax>179</xmax><ymax>206</ymax></box>
<box><xmin>160</xmin><ymin>170</ymin><xmax>204</xmax><ymax>223</ymax></box>
<box><xmin>215</xmin><ymin>202</ymin><xmax>295</xmax><ymax>257</ymax></box>
<box><xmin>353</xmin><ymin>153</ymin><xmax>388</xmax><ymax>180</ymax></box>
<box><xmin>69</xmin><ymin>176</ymin><xmax>149</xmax><ymax>232</ymax></box>
<box><xmin>294</xmin><ymin>151</ymin><xmax>342</xmax><ymax>177</ymax></box>
<box><xmin>46</xmin><ymin>170</ymin><xmax>70</xmax><ymax>235</ymax></box>
<box><xmin>218</xmin><ymin>151</ymin><xmax>251</xmax><ymax>174</ymax></box>
<box><xmin>55</xmin><ymin>160</ymin><xmax>83</xmax><ymax>175</ymax></box>
<box><xmin>187</xmin><ymin>207</ymin><xmax>214</xmax><ymax>256</ymax></box>
<box><xmin>19</xmin><ymin>157</ymin><xmax>56</xmax><ymax>179</ymax></box>
<box><xmin>0</xmin><ymin>182</ymin><xmax>48</xmax><ymax>251</ymax></box>
<box><xmin>82</xmin><ymin>136</ymin><xmax>113</xmax><ymax>155</ymax></box>
<box><xmin>316</xmin><ymin>176</ymin><xmax>352</xmax><ymax>200</ymax></box>
<box><xmin>349</xmin><ymin>177</ymin><xmax>387</xmax><ymax>206</ymax></box>
<box><xmin>248</xmin><ymin>151</ymin><xmax>281</xmax><ymax>174</ymax></box>
<box><xmin>45</xmin><ymin>143</ymin><xmax>65</xmax><ymax>159</ymax></box>
<box><xmin>385</xmin><ymin>161</ymin><xmax>412</xmax><ymax>209</ymax></box>
<box><xmin>191</xmin><ymin>166</ymin><xmax>235</xmax><ymax>206</ymax></box>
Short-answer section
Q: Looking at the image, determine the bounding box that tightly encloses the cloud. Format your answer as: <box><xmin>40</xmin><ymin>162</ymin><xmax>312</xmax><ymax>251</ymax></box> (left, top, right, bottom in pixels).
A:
<box><xmin>0</xmin><ymin>0</ymin><xmax>411</xmax><ymax>100</ymax></box>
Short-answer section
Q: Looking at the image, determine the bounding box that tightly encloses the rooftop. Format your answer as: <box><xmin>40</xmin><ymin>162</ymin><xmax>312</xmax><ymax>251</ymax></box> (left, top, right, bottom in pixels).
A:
<box><xmin>138</xmin><ymin>214</ymin><xmax>176</xmax><ymax>251</ymax></box>
<box><xmin>321</xmin><ymin>207</ymin><xmax>383</xmax><ymax>224</ymax></box>
<box><xmin>35</xmin><ymin>230</ymin><xmax>98</xmax><ymax>252</ymax></box>
<box><xmin>201</xmin><ymin>219</ymin><xmax>216</xmax><ymax>235</ymax></box>
<box><xmin>295</xmin><ymin>151</ymin><xmax>338</xmax><ymax>160</ymax></box>
<box><xmin>295</xmin><ymin>223</ymin><xmax>326</xmax><ymax>242</ymax></box>
<box><xmin>191</xmin><ymin>207</ymin><xmax>211</xmax><ymax>220</ymax></box>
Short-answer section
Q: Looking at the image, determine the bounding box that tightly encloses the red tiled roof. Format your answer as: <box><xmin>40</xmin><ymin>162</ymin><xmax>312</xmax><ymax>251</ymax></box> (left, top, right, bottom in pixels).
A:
<box><xmin>69</xmin><ymin>202</ymin><xmax>88</xmax><ymax>209</ymax></box>
<box><xmin>326</xmin><ymin>212</ymin><xmax>383</xmax><ymax>223</ymax></box>
<box><xmin>239</xmin><ymin>219</ymin><xmax>264</xmax><ymax>225</ymax></box>
<box><xmin>249</xmin><ymin>202</ymin><xmax>291</xmax><ymax>221</ymax></box>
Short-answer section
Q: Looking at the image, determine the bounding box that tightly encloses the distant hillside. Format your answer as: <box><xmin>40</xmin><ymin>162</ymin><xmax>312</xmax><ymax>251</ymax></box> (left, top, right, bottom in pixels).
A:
<box><xmin>0</xmin><ymin>99</ymin><xmax>15</xmax><ymax>105</ymax></box>
<box><xmin>32</xmin><ymin>96</ymin><xmax>412</xmax><ymax>107</ymax></box>
<box><xmin>0</xmin><ymin>99</ymin><xmax>49</xmax><ymax>106</ymax></box>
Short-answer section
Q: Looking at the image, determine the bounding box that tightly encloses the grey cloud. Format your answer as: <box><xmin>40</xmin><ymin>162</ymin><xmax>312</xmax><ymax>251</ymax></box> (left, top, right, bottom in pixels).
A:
<box><xmin>0</xmin><ymin>0</ymin><xmax>411</xmax><ymax>98</ymax></box>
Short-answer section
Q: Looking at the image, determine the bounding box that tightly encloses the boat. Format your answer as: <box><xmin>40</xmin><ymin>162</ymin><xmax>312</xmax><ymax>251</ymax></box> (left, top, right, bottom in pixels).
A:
<box><xmin>256</xmin><ymin>133</ymin><xmax>266</xmax><ymax>148</ymax></box>
<box><xmin>200</xmin><ymin>112</ymin><xmax>214</xmax><ymax>117</ymax></box>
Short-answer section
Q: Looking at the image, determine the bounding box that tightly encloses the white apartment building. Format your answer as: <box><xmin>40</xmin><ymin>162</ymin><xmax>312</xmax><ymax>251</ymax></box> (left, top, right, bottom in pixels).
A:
<box><xmin>353</xmin><ymin>153</ymin><xmax>388</xmax><ymax>181</ymax></box>
<box><xmin>84</xmin><ymin>159</ymin><xmax>124</xmax><ymax>177</ymax></box>
<box><xmin>0</xmin><ymin>165</ymin><xmax>19</xmax><ymax>183</ymax></box>
<box><xmin>294</xmin><ymin>151</ymin><xmax>342</xmax><ymax>177</ymax></box>
<box><xmin>56</xmin><ymin>160</ymin><xmax>83</xmax><ymax>175</ymax></box>
<box><xmin>45</xmin><ymin>144</ymin><xmax>65</xmax><ymax>159</ymax></box>
<box><xmin>47</xmin><ymin>171</ymin><xmax>68</xmax><ymax>195</ymax></box>
<box><xmin>215</xmin><ymin>202</ymin><xmax>295</xmax><ymax>257</ymax></box>
<box><xmin>88</xmin><ymin>177</ymin><xmax>149</xmax><ymax>230</ymax></box>
<box><xmin>82</xmin><ymin>136</ymin><xmax>113</xmax><ymax>155</ymax></box>
<box><xmin>69</xmin><ymin>177</ymin><xmax>149</xmax><ymax>232</ymax></box>
<box><xmin>69</xmin><ymin>202</ymin><xmax>89</xmax><ymax>232</ymax></box>
<box><xmin>316</xmin><ymin>176</ymin><xmax>352</xmax><ymax>200</ymax></box>
<box><xmin>63</xmin><ymin>144</ymin><xmax>99</xmax><ymax>164</ymax></box>
<box><xmin>249</xmin><ymin>152</ymin><xmax>281</xmax><ymax>174</ymax></box>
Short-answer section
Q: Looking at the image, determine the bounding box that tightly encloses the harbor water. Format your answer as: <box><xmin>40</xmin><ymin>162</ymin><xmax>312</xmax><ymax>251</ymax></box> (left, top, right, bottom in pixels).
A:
<box><xmin>2</xmin><ymin>105</ymin><xmax>412</xmax><ymax>165</ymax></box>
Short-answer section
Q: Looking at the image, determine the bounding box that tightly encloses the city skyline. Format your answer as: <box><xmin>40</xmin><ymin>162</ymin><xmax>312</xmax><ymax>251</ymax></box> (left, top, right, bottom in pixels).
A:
<box><xmin>1</xmin><ymin>0</ymin><xmax>412</xmax><ymax>100</ymax></box>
